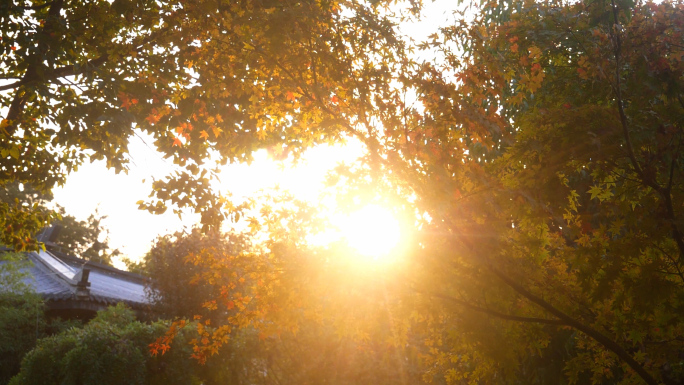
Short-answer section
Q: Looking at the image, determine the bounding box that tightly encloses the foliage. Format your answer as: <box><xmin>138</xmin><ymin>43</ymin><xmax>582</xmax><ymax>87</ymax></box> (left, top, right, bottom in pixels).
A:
<box><xmin>373</xmin><ymin>0</ymin><xmax>684</xmax><ymax>383</ymax></box>
<box><xmin>5</xmin><ymin>0</ymin><xmax>684</xmax><ymax>383</ymax></box>
<box><xmin>9</xmin><ymin>304</ymin><xmax>198</xmax><ymax>385</ymax></box>
<box><xmin>145</xmin><ymin>225</ymin><xmax>425</xmax><ymax>384</ymax></box>
<box><xmin>151</xmin><ymin>1</ymin><xmax>684</xmax><ymax>384</ymax></box>
<box><xmin>0</xmin><ymin>285</ymin><xmax>79</xmax><ymax>384</ymax></box>
<box><xmin>142</xmin><ymin>228</ymin><xmax>249</xmax><ymax>321</ymax></box>
<box><xmin>0</xmin><ymin>250</ymin><xmax>31</xmax><ymax>293</ymax></box>
<box><xmin>51</xmin><ymin>206</ymin><xmax>121</xmax><ymax>265</ymax></box>
<box><xmin>0</xmin><ymin>182</ymin><xmax>54</xmax><ymax>251</ymax></box>
<box><xmin>0</xmin><ymin>182</ymin><xmax>120</xmax><ymax>264</ymax></box>
<box><xmin>0</xmin><ymin>194</ymin><xmax>54</xmax><ymax>252</ymax></box>
<box><xmin>0</xmin><ymin>0</ymin><xmax>413</xmax><ymax>244</ymax></box>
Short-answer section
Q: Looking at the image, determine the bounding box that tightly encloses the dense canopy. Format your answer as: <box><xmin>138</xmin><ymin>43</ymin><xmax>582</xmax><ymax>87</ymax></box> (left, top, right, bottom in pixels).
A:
<box><xmin>3</xmin><ymin>0</ymin><xmax>684</xmax><ymax>383</ymax></box>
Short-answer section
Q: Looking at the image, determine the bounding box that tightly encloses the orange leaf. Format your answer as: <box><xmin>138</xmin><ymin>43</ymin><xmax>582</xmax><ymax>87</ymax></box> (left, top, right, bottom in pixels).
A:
<box><xmin>172</xmin><ymin>137</ymin><xmax>182</xmax><ymax>147</ymax></box>
<box><xmin>211</xmin><ymin>126</ymin><xmax>223</xmax><ymax>138</ymax></box>
<box><xmin>119</xmin><ymin>92</ymin><xmax>132</xmax><ymax>110</ymax></box>
<box><xmin>200</xmin><ymin>130</ymin><xmax>209</xmax><ymax>140</ymax></box>
<box><xmin>286</xmin><ymin>91</ymin><xmax>295</xmax><ymax>101</ymax></box>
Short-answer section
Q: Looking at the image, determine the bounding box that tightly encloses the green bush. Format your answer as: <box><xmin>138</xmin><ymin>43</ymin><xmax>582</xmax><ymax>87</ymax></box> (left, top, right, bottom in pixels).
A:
<box><xmin>0</xmin><ymin>289</ymin><xmax>78</xmax><ymax>384</ymax></box>
<box><xmin>9</xmin><ymin>304</ymin><xmax>200</xmax><ymax>385</ymax></box>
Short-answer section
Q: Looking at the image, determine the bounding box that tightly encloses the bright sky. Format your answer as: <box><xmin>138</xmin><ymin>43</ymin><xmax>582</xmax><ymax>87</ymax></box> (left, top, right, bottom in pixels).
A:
<box><xmin>50</xmin><ymin>1</ymin><xmax>457</xmax><ymax>266</ymax></box>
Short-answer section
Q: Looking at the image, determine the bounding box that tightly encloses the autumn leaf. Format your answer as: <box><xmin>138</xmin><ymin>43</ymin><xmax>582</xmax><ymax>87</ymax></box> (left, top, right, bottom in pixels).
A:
<box><xmin>200</xmin><ymin>130</ymin><xmax>209</xmax><ymax>140</ymax></box>
<box><xmin>211</xmin><ymin>126</ymin><xmax>223</xmax><ymax>138</ymax></box>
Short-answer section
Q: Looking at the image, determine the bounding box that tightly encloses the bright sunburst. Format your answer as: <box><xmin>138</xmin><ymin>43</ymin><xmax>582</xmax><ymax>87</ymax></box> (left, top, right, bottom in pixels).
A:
<box><xmin>335</xmin><ymin>205</ymin><xmax>401</xmax><ymax>259</ymax></box>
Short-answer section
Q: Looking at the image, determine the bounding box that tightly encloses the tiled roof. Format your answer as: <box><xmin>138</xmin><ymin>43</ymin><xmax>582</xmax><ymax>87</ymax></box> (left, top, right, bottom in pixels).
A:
<box><xmin>4</xmin><ymin>250</ymin><xmax>152</xmax><ymax>310</ymax></box>
<box><xmin>24</xmin><ymin>258</ymin><xmax>73</xmax><ymax>300</ymax></box>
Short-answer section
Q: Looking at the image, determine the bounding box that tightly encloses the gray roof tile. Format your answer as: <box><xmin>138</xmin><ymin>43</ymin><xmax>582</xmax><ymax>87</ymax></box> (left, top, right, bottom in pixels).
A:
<box><xmin>3</xmin><ymin>251</ymin><xmax>151</xmax><ymax>309</ymax></box>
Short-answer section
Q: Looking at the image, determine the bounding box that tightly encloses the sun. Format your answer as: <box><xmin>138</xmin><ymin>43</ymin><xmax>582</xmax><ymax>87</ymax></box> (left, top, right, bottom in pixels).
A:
<box><xmin>335</xmin><ymin>205</ymin><xmax>401</xmax><ymax>259</ymax></box>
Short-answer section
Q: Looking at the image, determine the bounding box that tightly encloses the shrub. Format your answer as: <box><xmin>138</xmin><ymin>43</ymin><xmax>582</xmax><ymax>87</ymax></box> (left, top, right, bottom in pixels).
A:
<box><xmin>9</xmin><ymin>304</ymin><xmax>198</xmax><ymax>385</ymax></box>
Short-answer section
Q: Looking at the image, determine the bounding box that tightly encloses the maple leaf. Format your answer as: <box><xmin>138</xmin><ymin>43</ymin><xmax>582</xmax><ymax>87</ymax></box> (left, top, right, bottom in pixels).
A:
<box><xmin>200</xmin><ymin>130</ymin><xmax>209</xmax><ymax>140</ymax></box>
<box><xmin>286</xmin><ymin>91</ymin><xmax>296</xmax><ymax>101</ymax></box>
<box><xmin>211</xmin><ymin>126</ymin><xmax>223</xmax><ymax>138</ymax></box>
<box><xmin>172</xmin><ymin>137</ymin><xmax>183</xmax><ymax>147</ymax></box>
<box><xmin>118</xmin><ymin>92</ymin><xmax>131</xmax><ymax>109</ymax></box>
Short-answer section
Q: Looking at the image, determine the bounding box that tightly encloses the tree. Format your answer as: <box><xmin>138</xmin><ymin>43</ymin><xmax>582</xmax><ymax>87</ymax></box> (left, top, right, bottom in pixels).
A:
<box><xmin>5</xmin><ymin>0</ymin><xmax>684</xmax><ymax>383</ymax></box>
<box><xmin>0</xmin><ymin>182</ymin><xmax>120</xmax><ymax>264</ymax></box>
<box><xmin>141</xmin><ymin>228</ymin><xmax>249</xmax><ymax>321</ymax></box>
<box><xmin>0</xmin><ymin>292</ymin><xmax>79</xmax><ymax>385</ymax></box>
<box><xmin>144</xmin><ymin>226</ymin><xmax>425</xmax><ymax>385</ymax></box>
<box><xmin>0</xmin><ymin>0</ymin><xmax>412</xmax><ymax>249</ymax></box>
<box><xmin>0</xmin><ymin>250</ymin><xmax>80</xmax><ymax>385</ymax></box>
<box><xmin>157</xmin><ymin>0</ymin><xmax>684</xmax><ymax>384</ymax></box>
<box><xmin>50</xmin><ymin>206</ymin><xmax>121</xmax><ymax>265</ymax></box>
<box><xmin>372</xmin><ymin>0</ymin><xmax>684</xmax><ymax>383</ymax></box>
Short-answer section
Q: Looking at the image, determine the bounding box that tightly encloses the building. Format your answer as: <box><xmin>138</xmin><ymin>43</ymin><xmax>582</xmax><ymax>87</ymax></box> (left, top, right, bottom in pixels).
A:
<box><xmin>20</xmin><ymin>247</ymin><xmax>152</xmax><ymax>320</ymax></box>
<box><xmin>1</xmin><ymin>224</ymin><xmax>152</xmax><ymax>320</ymax></box>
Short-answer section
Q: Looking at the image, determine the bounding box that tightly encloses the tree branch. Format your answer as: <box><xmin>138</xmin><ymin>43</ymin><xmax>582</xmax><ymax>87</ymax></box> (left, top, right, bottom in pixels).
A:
<box><xmin>13</xmin><ymin>2</ymin><xmax>54</xmax><ymax>11</ymax></box>
<box><xmin>610</xmin><ymin>0</ymin><xmax>649</xmax><ymax>187</ymax></box>
<box><xmin>609</xmin><ymin>0</ymin><xmax>684</xmax><ymax>263</ymax></box>
<box><xmin>485</xmin><ymin>264</ymin><xmax>659</xmax><ymax>385</ymax></box>
<box><xmin>445</xmin><ymin>215</ymin><xmax>660</xmax><ymax>385</ymax></box>
<box><xmin>0</xmin><ymin>80</ymin><xmax>25</xmax><ymax>92</ymax></box>
<box><xmin>423</xmin><ymin>290</ymin><xmax>566</xmax><ymax>325</ymax></box>
<box><xmin>3</xmin><ymin>0</ymin><xmax>64</xmax><ymax>136</ymax></box>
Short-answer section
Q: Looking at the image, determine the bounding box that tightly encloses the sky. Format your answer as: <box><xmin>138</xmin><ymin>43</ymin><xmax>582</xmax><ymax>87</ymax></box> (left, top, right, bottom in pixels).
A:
<box><xmin>49</xmin><ymin>0</ymin><xmax>457</xmax><ymax>266</ymax></box>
